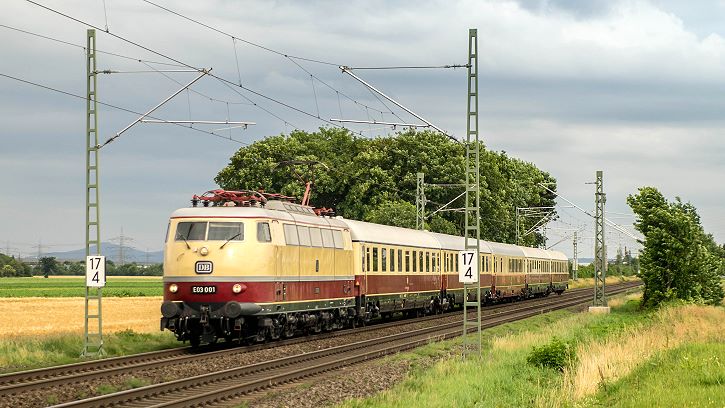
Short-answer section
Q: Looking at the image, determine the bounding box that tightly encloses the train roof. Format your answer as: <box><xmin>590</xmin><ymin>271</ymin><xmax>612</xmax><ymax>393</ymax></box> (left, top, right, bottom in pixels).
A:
<box><xmin>428</xmin><ymin>232</ymin><xmax>493</xmax><ymax>253</ymax></box>
<box><xmin>343</xmin><ymin>219</ymin><xmax>441</xmax><ymax>248</ymax></box>
<box><xmin>169</xmin><ymin>207</ymin><xmax>349</xmax><ymax>229</ymax></box>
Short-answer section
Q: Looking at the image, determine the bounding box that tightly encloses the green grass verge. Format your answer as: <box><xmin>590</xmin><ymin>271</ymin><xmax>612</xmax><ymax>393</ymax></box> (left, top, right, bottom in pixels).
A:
<box><xmin>338</xmin><ymin>295</ymin><xmax>656</xmax><ymax>408</ymax></box>
<box><xmin>594</xmin><ymin>342</ymin><xmax>725</xmax><ymax>407</ymax></box>
<box><xmin>0</xmin><ymin>277</ymin><xmax>162</xmax><ymax>297</ymax></box>
<box><xmin>0</xmin><ymin>329</ymin><xmax>178</xmax><ymax>373</ymax></box>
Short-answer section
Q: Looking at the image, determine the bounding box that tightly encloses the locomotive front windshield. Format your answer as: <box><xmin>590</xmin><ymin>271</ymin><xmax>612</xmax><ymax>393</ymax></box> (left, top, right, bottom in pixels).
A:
<box><xmin>175</xmin><ymin>221</ymin><xmax>244</xmax><ymax>241</ymax></box>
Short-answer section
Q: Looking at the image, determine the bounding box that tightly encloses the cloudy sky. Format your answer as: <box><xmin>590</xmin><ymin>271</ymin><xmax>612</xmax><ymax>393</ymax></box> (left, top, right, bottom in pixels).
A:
<box><xmin>1</xmin><ymin>0</ymin><xmax>724</xmax><ymax>260</ymax></box>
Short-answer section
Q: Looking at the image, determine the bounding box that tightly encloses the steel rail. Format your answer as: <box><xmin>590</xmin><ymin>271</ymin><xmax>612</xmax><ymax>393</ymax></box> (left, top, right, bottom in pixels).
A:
<box><xmin>51</xmin><ymin>282</ymin><xmax>640</xmax><ymax>408</ymax></box>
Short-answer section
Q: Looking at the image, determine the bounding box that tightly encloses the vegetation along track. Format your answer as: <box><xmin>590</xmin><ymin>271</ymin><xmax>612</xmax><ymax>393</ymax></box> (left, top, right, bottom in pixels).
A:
<box><xmin>24</xmin><ymin>281</ymin><xmax>638</xmax><ymax>408</ymax></box>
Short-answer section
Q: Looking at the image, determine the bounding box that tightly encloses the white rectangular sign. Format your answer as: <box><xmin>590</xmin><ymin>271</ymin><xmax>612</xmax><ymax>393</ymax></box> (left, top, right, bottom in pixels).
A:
<box><xmin>86</xmin><ymin>255</ymin><xmax>106</xmax><ymax>288</ymax></box>
<box><xmin>458</xmin><ymin>251</ymin><xmax>479</xmax><ymax>284</ymax></box>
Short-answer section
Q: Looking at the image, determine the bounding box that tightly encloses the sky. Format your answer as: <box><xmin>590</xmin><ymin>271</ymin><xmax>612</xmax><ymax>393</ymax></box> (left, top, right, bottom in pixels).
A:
<box><xmin>1</xmin><ymin>0</ymin><xmax>724</xmax><ymax>260</ymax></box>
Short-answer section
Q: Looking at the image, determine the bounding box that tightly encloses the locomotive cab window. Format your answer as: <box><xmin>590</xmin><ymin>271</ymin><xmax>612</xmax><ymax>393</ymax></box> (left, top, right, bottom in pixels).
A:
<box><xmin>175</xmin><ymin>222</ymin><xmax>207</xmax><ymax>241</ymax></box>
<box><xmin>257</xmin><ymin>222</ymin><xmax>271</xmax><ymax>242</ymax></box>
<box><xmin>208</xmin><ymin>222</ymin><xmax>244</xmax><ymax>241</ymax></box>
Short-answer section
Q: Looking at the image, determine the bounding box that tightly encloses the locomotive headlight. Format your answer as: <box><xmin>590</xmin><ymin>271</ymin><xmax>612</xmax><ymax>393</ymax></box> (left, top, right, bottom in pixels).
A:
<box><xmin>199</xmin><ymin>246</ymin><xmax>209</xmax><ymax>256</ymax></box>
<box><xmin>232</xmin><ymin>283</ymin><xmax>243</xmax><ymax>294</ymax></box>
<box><xmin>169</xmin><ymin>284</ymin><xmax>179</xmax><ymax>293</ymax></box>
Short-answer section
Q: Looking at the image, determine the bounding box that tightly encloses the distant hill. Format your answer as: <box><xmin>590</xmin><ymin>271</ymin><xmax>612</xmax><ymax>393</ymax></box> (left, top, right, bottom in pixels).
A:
<box><xmin>44</xmin><ymin>242</ymin><xmax>163</xmax><ymax>264</ymax></box>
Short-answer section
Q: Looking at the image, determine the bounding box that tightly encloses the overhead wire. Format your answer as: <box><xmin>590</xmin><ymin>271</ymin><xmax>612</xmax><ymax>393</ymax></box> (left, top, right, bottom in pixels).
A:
<box><xmin>0</xmin><ymin>71</ymin><xmax>250</xmax><ymax>146</ymax></box>
<box><xmin>0</xmin><ymin>22</ymin><xmax>186</xmax><ymax>67</ymax></box>
<box><xmin>24</xmin><ymin>0</ymin><xmax>347</xmax><ymax>136</ymax></box>
<box><xmin>138</xmin><ymin>0</ymin><xmax>416</xmax><ymax>127</ymax></box>
<box><xmin>140</xmin><ymin>0</ymin><xmax>340</xmax><ymax>66</ymax></box>
<box><xmin>23</xmin><ymin>0</ymin><xmax>454</xmax><ymax>141</ymax></box>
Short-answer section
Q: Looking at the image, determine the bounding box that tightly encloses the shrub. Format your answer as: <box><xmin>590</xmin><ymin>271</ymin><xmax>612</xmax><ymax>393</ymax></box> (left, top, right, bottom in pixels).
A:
<box><xmin>526</xmin><ymin>337</ymin><xmax>576</xmax><ymax>371</ymax></box>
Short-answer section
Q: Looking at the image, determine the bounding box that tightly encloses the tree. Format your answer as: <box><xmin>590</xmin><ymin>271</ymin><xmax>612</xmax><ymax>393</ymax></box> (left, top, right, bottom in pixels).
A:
<box><xmin>627</xmin><ymin>187</ymin><xmax>724</xmax><ymax>307</ymax></box>
<box><xmin>1</xmin><ymin>264</ymin><xmax>15</xmax><ymax>277</ymax></box>
<box><xmin>38</xmin><ymin>256</ymin><xmax>60</xmax><ymax>278</ymax></box>
<box><xmin>215</xmin><ymin>129</ymin><xmax>556</xmax><ymax>245</ymax></box>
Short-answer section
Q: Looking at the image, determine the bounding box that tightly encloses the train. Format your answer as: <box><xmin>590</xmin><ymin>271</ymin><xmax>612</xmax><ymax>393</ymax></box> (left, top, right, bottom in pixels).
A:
<box><xmin>160</xmin><ymin>190</ymin><xmax>569</xmax><ymax>346</ymax></box>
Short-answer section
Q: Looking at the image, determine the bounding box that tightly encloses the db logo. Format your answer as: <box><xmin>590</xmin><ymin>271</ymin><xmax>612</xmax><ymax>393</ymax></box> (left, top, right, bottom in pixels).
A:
<box><xmin>195</xmin><ymin>261</ymin><xmax>213</xmax><ymax>274</ymax></box>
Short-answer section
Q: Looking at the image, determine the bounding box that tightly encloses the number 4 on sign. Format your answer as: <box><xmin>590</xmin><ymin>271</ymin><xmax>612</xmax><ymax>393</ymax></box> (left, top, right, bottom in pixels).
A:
<box><xmin>86</xmin><ymin>256</ymin><xmax>106</xmax><ymax>288</ymax></box>
<box><xmin>458</xmin><ymin>251</ymin><xmax>479</xmax><ymax>284</ymax></box>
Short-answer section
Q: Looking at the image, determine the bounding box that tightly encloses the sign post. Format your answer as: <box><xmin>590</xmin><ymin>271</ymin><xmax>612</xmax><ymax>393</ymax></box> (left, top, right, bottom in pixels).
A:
<box><xmin>83</xmin><ymin>255</ymin><xmax>106</xmax><ymax>357</ymax></box>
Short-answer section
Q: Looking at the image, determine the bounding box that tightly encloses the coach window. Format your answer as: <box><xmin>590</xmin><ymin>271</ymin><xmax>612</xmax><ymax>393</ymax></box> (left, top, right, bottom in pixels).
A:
<box><xmin>176</xmin><ymin>221</ymin><xmax>207</xmax><ymax>241</ymax></box>
<box><xmin>321</xmin><ymin>229</ymin><xmax>334</xmax><ymax>248</ymax></box>
<box><xmin>297</xmin><ymin>226</ymin><xmax>311</xmax><ymax>247</ymax></box>
<box><xmin>332</xmin><ymin>230</ymin><xmax>344</xmax><ymax>249</ymax></box>
<box><xmin>309</xmin><ymin>227</ymin><xmax>323</xmax><ymax>247</ymax></box>
<box><xmin>257</xmin><ymin>222</ymin><xmax>272</xmax><ymax>242</ymax></box>
<box><xmin>390</xmin><ymin>249</ymin><xmax>396</xmax><ymax>272</ymax></box>
<box><xmin>398</xmin><ymin>249</ymin><xmax>403</xmax><ymax>272</ymax></box>
<box><xmin>412</xmin><ymin>251</ymin><xmax>417</xmax><ymax>272</ymax></box>
<box><xmin>372</xmin><ymin>247</ymin><xmax>379</xmax><ymax>272</ymax></box>
<box><xmin>406</xmin><ymin>251</ymin><xmax>411</xmax><ymax>272</ymax></box>
<box><xmin>366</xmin><ymin>247</ymin><xmax>371</xmax><ymax>272</ymax></box>
<box><xmin>419</xmin><ymin>251</ymin><xmax>424</xmax><ymax>273</ymax></box>
<box><xmin>382</xmin><ymin>248</ymin><xmax>387</xmax><ymax>272</ymax></box>
<box><xmin>425</xmin><ymin>252</ymin><xmax>430</xmax><ymax>273</ymax></box>
<box><xmin>455</xmin><ymin>254</ymin><xmax>458</xmax><ymax>272</ymax></box>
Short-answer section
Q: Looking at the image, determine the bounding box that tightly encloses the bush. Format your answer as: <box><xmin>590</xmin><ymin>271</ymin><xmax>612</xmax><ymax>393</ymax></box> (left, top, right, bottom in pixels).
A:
<box><xmin>526</xmin><ymin>337</ymin><xmax>577</xmax><ymax>371</ymax></box>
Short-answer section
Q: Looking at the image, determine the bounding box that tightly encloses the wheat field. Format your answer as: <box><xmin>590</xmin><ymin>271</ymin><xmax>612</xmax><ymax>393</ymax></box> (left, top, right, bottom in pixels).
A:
<box><xmin>0</xmin><ymin>297</ymin><xmax>162</xmax><ymax>338</ymax></box>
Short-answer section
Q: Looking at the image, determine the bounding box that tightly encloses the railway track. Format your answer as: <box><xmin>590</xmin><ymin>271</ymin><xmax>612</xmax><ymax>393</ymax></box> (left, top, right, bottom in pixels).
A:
<box><xmin>0</xmin><ymin>282</ymin><xmax>635</xmax><ymax>396</ymax></box>
<box><xmin>27</xmin><ymin>281</ymin><xmax>639</xmax><ymax>408</ymax></box>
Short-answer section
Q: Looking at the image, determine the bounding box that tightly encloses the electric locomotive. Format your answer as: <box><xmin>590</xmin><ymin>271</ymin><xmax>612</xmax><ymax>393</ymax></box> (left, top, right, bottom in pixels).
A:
<box><xmin>160</xmin><ymin>190</ymin><xmax>568</xmax><ymax>346</ymax></box>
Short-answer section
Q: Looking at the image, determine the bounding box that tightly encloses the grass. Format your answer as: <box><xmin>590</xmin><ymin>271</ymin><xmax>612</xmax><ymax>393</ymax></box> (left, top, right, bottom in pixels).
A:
<box><xmin>0</xmin><ymin>276</ymin><xmax>162</xmax><ymax>297</ymax></box>
<box><xmin>0</xmin><ymin>329</ymin><xmax>179</xmax><ymax>374</ymax></box>
<box><xmin>567</xmin><ymin>275</ymin><xmax>638</xmax><ymax>290</ymax></box>
<box><xmin>593</xmin><ymin>342</ymin><xmax>725</xmax><ymax>407</ymax></box>
<box><xmin>0</xmin><ymin>296</ymin><xmax>163</xmax><ymax>337</ymax></box>
<box><xmin>337</xmin><ymin>291</ymin><xmax>725</xmax><ymax>408</ymax></box>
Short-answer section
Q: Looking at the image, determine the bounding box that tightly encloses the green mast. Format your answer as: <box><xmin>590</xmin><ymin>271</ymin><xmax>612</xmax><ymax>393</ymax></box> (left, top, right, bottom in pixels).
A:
<box><xmin>462</xmin><ymin>28</ymin><xmax>482</xmax><ymax>357</ymax></box>
<box><xmin>83</xmin><ymin>28</ymin><xmax>104</xmax><ymax>357</ymax></box>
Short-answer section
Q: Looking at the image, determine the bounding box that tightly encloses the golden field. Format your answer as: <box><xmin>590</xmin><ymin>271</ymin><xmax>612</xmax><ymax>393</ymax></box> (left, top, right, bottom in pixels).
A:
<box><xmin>0</xmin><ymin>297</ymin><xmax>162</xmax><ymax>338</ymax></box>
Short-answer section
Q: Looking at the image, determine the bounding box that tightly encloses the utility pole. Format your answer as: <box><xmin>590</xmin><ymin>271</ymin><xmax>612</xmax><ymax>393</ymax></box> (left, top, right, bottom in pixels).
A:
<box><xmin>462</xmin><ymin>28</ymin><xmax>482</xmax><ymax>358</ymax></box>
<box><xmin>416</xmin><ymin>172</ymin><xmax>426</xmax><ymax>230</ymax></box>
<box><xmin>572</xmin><ymin>231</ymin><xmax>578</xmax><ymax>281</ymax></box>
<box><xmin>118</xmin><ymin>228</ymin><xmax>123</xmax><ymax>265</ymax></box>
<box><xmin>591</xmin><ymin>170</ymin><xmax>608</xmax><ymax>312</ymax></box>
<box><xmin>83</xmin><ymin>28</ymin><xmax>105</xmax><ymax>357</ymax></box>
<box><xmin>110</xmin><ymin>228</ymin><xmax>134</xmax><ymax>265</ymax></box>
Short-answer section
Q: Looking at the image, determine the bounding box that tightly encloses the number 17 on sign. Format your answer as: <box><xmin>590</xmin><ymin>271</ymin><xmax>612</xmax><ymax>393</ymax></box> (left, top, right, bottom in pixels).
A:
<box><xmin>459</xmin><ymin>251</ymin><xmax>478</xmax><ymax>284</ymax></box>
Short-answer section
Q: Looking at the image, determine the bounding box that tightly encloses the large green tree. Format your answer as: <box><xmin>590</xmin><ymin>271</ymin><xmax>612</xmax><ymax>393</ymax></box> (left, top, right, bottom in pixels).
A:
<box><xmin>216</xmin><ymin>129</ymin><xmax>556</xmax><ymax>245</ymax></box>
<box><xmin>627</xmin><ymin>187</ymin><xmax>724</xmax><ymax>307</ymax></box>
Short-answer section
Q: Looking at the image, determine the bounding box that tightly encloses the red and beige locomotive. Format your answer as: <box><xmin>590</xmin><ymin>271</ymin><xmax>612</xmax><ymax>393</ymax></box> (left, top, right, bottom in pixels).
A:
<box><xmin>160</xmin><ymin>190</ymin><xmax>569</xmax><ymax>346</ymax></box>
